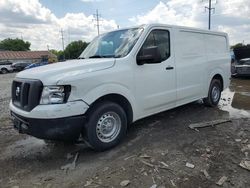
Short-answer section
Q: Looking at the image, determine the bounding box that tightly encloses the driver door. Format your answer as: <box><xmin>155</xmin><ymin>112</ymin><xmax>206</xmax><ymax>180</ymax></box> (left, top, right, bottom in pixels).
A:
<box><xmin>134</xmin><ymin>28</ymin><xmax>177</xmax><ymax>117</ymax></box>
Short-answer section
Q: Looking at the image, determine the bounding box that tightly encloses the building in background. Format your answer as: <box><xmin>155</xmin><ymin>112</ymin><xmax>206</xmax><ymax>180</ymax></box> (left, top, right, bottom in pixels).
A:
<box><xmin>0</xmin><ymin>51</ymin><xmax>57</xmax><ymax>64</ymax></box>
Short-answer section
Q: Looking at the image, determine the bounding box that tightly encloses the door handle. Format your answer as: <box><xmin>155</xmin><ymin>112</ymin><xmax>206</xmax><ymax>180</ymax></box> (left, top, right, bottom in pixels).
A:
<box><xmin>165</xmin><ymin>66</ymin><xmax>174</xmax><ymax>70</ymax></box>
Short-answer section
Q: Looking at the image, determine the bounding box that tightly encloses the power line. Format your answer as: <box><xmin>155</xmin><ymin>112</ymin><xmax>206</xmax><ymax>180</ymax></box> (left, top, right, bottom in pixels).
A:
<box><xmin>93</xmin><ymin>9</ymin><xmax>101</xmax><ymax>36</ymax></box>
<box><xmin>204</xmin><ymin>0</ymin><xmax>215</xmax><ymax>30</ymax></box>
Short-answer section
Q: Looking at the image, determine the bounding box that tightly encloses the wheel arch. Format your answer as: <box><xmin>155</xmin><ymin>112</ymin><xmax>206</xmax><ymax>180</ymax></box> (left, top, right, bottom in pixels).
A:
<box><xmin>208</xmin><ymin>68</ymin><xmax>225</xmax><ymax>91</ymax></box>
<box><xmin>212</xmin><ymin>74</ymin><xmax>224</xmax><ymax>90</ymax></box>
<box><xmin>86</xmin><ymin>93</ymin><xmax>133</xmax><ymax>125</ymax></box>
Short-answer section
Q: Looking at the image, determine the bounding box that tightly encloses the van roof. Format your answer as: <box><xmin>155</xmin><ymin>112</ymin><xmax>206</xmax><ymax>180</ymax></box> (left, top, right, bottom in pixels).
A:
<box><xmin>143</xmin><ymin>24</ymin><xmax>227</xmax><ymax>36</ymax></box>
<box><xmin>115</xmin><ymin>23</ymin><xmax>227</xmax><ymax>36</ymax></box>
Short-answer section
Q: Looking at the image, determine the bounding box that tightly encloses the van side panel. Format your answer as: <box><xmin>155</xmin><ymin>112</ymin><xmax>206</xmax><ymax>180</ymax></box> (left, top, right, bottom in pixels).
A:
<box><xmin>204</xmin><ymin>33</ymin><xmax>230</xmax><ymax>95</ymax></box>
<box><xmin>174</xmin><ymin>29</ymin><xmax>206</xmax><ymax>105</ymax></box>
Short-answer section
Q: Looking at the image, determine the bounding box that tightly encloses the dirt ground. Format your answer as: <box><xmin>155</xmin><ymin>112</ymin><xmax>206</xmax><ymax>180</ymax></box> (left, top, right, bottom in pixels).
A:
<box><xmin>0</xmin><ymin>73</ymin><xmax>249</xmax><ymax>188</ymax></box>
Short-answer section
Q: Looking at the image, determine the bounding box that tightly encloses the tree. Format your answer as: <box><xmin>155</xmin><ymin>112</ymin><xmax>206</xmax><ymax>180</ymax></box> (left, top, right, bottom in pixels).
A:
<box><xmin>50</xmin><ymin>49</ymin><xmax>64</xmax><ymax>62</ymax></box>
<box><xmin>230</xmin><ymin>43</ymin><xmax>245</xmax><ymax>49</ymax></box>
<box><xmin>64</xmin><ymin>40</ymin><xmax>88</xmax><ymax>59</ymax></box>
<box><xmin>0</xmin><ymin>38</ymin><xmax>31</xmax><ymax>51</ymax></box>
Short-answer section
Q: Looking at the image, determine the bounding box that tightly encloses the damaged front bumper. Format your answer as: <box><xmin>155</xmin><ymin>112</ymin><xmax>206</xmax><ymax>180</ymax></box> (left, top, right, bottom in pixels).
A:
<box><xmin>9</xmin><ymin>100</ymin><xmax>89</xmax><ymax>141</ymax></box>
<box><xmin>11</xmin><ymin>111</ymin><xmax>85</xmax><ymax>141</ymax></box>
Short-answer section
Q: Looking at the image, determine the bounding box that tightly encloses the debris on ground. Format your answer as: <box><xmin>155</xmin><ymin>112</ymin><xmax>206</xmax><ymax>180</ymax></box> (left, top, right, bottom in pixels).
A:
<box><xmin>235</xmin><ymin>139</ymin><xmax>242</xmax><ymax>142</ymax></box>
<box><xmin>216</xmin><ymin>176</ymin><xmax>228</xmax><ymax>186</ymax></box>
<box><xmin>241</xmin><ymin>144</ymin><xmax>250</xmax><ymax>152</ymax></box>
<box><xmin>245</xmin><ymin>152</ymin><xmax>249</xmax><ymax>158</ymax></box>
<box><xmin>103</xmin><ymin>167</ymin><xmax>109</xmax><ymax>172</ymax></box>
<box><xmin>140</xmin><ymin>160</ymin><xmax>155</xmax><ymax>168</ymax></box>
<box><xmin>84</xmin><ymin>180</ymin><xmax>93</xmax><ymax>187</ymax></box>
<box><xmin>150</xmin><ymin>184</ymin><xmax>157</xmax><ymax>188</ymax></box>
<box><xmin>66</xmin><ymin>153</ymin><xmax>74</xmax><ymax>160</ymax></box>
<box><xmin>206</xmin><ymin>148</ymin><xmax>211</xmax><ymax>154</ymax></box>
<box><xmin>239</xmin><ymin>160</ymin><xmax>250</xmax><ymax>171</ymax></box>
<box><xmin>61</xmin><ymin>152</ymin><xmax>79</xmax><ymax>172</ymax></box>
<box><xmin>11</xmin><ymin>186</ymin><xmax>19</xmax><ymax>188</ymax></box>
<box><xmin>202</xmin><ymin>169</ymin><xmax>211</xmax><ymax>179</ymax></box>
<box><xmin>188</xmin><ymin>119</ymin><xmax>231</xmax><ymax>130</ymax></box>
<box><xmin>185</xmin><ymin>162</ymin><xmax>195</xmax><ymax>169</ymax></box>
<box><xmin>170</xmin><ymin>179</ymin><xmax>176</xmax><ymax>187</ymax></box>
<box><xmin>139</xmin><ymin>154</ymin><xmax>151</xmax><ymax>159</ymax></box>
<box><xmin>242</xmin><ymin>139</ymin><xmax>248</xmax><ymax>144</ymax></box>
<box><xmin>120</xmin><ymin>180</ymin><xmax>130</xmax><ymax>187</ymax></box>
<box><xmin>124</xmin><ymin>155</ymin><xmax>136</xmax><ymax>161</ymax></box>
<box><xmin>43</xmin><ymin>176</ymin><xmax>54</xmax><ymax>182</ymax></box>
<box><xmin>159</xmin><ymin>161</ymin><xmax>169</xmax><ymax>168</ymax></box>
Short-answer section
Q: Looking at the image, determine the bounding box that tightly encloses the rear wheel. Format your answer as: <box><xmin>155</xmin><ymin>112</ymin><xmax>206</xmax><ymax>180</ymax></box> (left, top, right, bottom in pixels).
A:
<box><xmin>1</xmin><ymin>68</ymin><xmax>8</xmax><ymax>74</ymax></box>
<box><xmin>84</xmin><ymin>101</ymin><xmax>127</xmax><ymax>151</ymax></box>
<box><xmin>203</xmin><ymin>79</ymin><xmax>222</xmax><ymax>107</ymax></box>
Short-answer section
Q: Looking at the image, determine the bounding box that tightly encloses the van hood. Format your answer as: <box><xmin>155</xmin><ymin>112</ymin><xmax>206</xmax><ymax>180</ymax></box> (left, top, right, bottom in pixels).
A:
<box><xmin>16</xmin><ymin>58</ymin><xmax>115</xmax><ymax>84</ymax></box>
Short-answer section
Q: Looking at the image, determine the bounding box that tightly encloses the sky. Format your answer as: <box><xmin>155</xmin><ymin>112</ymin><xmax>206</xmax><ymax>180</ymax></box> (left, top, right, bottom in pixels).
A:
<box><xmin>0</xmin><ymin>0</ymin><xmax>249</xmax><ymax>50</ymax></box>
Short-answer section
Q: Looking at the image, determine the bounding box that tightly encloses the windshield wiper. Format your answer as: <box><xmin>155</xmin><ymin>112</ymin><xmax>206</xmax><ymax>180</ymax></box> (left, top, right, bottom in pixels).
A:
<box><xmin>88</xmin><ymin>55</ymin><xmax>115</xmax><ymax>58</ymax></box>
<box><xmin>88</xmin><ymin>55</ymin><xmax>105</xmax><ymax>58</ymax></box>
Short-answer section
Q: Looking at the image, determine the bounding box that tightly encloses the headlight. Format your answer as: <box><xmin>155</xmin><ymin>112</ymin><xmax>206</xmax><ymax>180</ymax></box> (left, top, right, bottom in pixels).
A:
<box><xmin>40</xmin><ymin>85</ymin><xmax>71</xmax><ymax>104</ymax></box>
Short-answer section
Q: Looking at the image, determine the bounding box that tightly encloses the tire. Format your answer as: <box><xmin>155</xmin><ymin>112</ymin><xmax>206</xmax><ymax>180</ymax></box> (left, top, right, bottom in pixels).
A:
<box><xmin>203</xmin><ymin>79</ymin><xmax>222</xmax><ymax>107</ymax></box>
<box><xmin>84</xmin><ymin>101</ymin><xmax>127</xmax><ymax>151</ymax></box>
<box><xmin>1</xmin><ymin>68</ymin><xmax>8</xmax><ymax>74</ymax></box>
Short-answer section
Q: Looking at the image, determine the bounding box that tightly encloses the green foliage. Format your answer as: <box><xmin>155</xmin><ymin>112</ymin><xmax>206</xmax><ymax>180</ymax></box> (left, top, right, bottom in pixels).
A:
<box><xmin>0</xmin><ymin>38</ymin><xmax>31</xmax><ymax>51</ymax></box>
<box><xmin>230</xmin><ymin>43</ymin><xmax>245</xmax><ymax>49</ymax></box>
<box><xmin>50</xmin><ymin>49</ymin><xmax>64</xmax><ymax>61</ymax></box>
<box><xmin>64</xmin><ymin>40</ymin><xmax>89</xmax><ymax>59</ymax></box>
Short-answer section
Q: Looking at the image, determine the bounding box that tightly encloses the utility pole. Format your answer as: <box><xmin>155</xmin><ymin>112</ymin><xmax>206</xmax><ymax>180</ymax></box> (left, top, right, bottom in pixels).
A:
<box><xmin>20</xmin><ymin>33</ymin><xmax>23</xmax><ymax>40</ymax></box>
<box><xmin>205</xmin><ymin>0</ymin><xmax>215</xmax><ymax>30</ymax></box>
<box><xmin>68</xmin><ymin>28</ymin><xmax>71</xmax><ymax>45</ymax></box>
<box><xmin>60</xmin><ymin>28</ymin><xmax>65</xmax><ymax>60</ymax></box>
<box><xmin>93</xmin><ymin>9</ymin><xmax>100</xmax><ymax>36</ymax></box>
<box><xmin>60</xmin><ymin>28</ymin><xmax>65</xmax><ymax>51</ymax></box>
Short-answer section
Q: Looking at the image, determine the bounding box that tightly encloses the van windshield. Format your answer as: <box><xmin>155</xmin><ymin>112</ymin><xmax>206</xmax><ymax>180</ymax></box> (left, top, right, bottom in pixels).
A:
<box><xmin>79</xmin><ymin>28</ymin><xmax>143</xmax><ymax>59</ymax></box>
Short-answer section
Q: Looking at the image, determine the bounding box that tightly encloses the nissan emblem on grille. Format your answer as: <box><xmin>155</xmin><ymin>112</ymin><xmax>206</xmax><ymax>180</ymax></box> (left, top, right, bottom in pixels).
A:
<box><xmin>16</xmin><ymin>87</ymin><xmax>20</xmax><ymax>97</ymax></box>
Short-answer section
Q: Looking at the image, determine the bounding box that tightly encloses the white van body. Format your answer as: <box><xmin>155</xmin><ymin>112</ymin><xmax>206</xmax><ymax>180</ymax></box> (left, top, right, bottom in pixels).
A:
<box><xmin>10</xmin><ymin>24</ymin><xmax>230</xmax><ymax>150</ymax></box>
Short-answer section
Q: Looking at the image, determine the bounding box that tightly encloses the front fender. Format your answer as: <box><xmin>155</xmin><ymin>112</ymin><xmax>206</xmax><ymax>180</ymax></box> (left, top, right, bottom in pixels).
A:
<box><xmin>82</xmin><ymin>83</ymin><xmax>138</xmax><ymax>121</ymax></box>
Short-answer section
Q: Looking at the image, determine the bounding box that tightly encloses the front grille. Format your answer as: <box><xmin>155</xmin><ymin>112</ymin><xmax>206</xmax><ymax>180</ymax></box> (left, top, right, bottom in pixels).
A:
<box><xmin>12</xmin><ymin>79</ymin><xmax>43</xmax><ymax>112</ymax></box>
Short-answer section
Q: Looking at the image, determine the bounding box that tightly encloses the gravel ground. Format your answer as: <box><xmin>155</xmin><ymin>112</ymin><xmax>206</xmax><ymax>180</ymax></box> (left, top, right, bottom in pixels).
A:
<box><xmin>0</xmin><ymin>73</ymin><xmax>16</xmax><ymax>120</ymax></box>
<box><xmin>0</xmin><ymin>74</ymin><xmax>249</xmax><ymax>188</ymax></box>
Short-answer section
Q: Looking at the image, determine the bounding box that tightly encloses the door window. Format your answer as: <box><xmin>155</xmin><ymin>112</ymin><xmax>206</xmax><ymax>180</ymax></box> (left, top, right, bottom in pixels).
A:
<box><xmin>138</xmin><ymin>29</ymin><xmax>170</xmax><ymax>62</ymax></box>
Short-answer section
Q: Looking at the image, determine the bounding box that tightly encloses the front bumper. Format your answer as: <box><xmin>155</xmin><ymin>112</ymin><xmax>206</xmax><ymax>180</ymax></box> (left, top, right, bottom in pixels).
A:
<box><xmin>11</xmin><ymin>111</ymin><xmax>85</xmax><ymax>141</ymax></box>
<box><xmin>9</xmin><ymin>100</ymin><xmax>89</xmax><ymax>141</ymax></box>
<box><xmin>234</xmin><ymin>66</ymin><xmax>250</xmax><ymax>76</ymax></box>
<box><xmin>9</xmin><ymin>100</ymin><xmax>89</xmax><ymax>119</ymax></box>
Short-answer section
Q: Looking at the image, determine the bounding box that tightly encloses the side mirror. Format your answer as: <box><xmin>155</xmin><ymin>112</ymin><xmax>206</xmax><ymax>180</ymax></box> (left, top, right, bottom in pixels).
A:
<box><xmin>137</xmin><ymin>46</ymin><xmax>162</xmax><ymax>65</ymax></box>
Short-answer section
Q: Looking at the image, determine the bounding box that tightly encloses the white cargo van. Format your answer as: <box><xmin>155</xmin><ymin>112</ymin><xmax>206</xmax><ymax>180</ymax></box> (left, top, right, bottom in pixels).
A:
<box><xmin>10</xmin><ymin>24</ymin><xmax>230</xmax><ymax>151</ymax></box>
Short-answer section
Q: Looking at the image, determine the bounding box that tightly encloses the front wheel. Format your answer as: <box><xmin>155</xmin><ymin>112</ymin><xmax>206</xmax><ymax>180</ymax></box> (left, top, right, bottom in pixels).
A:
<box><xmin>203</xmin><ymin>79</ymin><xmax>222</xmax><ymax>107</ymax></box>
<box><xmin>84</xmin><ymin>101</ymin><xmax>127</xmax><ymax>151</ymax></box>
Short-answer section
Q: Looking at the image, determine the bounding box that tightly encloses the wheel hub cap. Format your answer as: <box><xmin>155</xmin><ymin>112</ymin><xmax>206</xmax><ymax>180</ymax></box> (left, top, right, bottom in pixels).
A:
<box><xmin>96</xmin><ymin>112</ymin><xmax>121</xmax><ymax>143</ymax></box>
<box><xmin>212</xmin><ymin>86</ymin><xmax>220</xmax><ymax>102</ymax></box>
